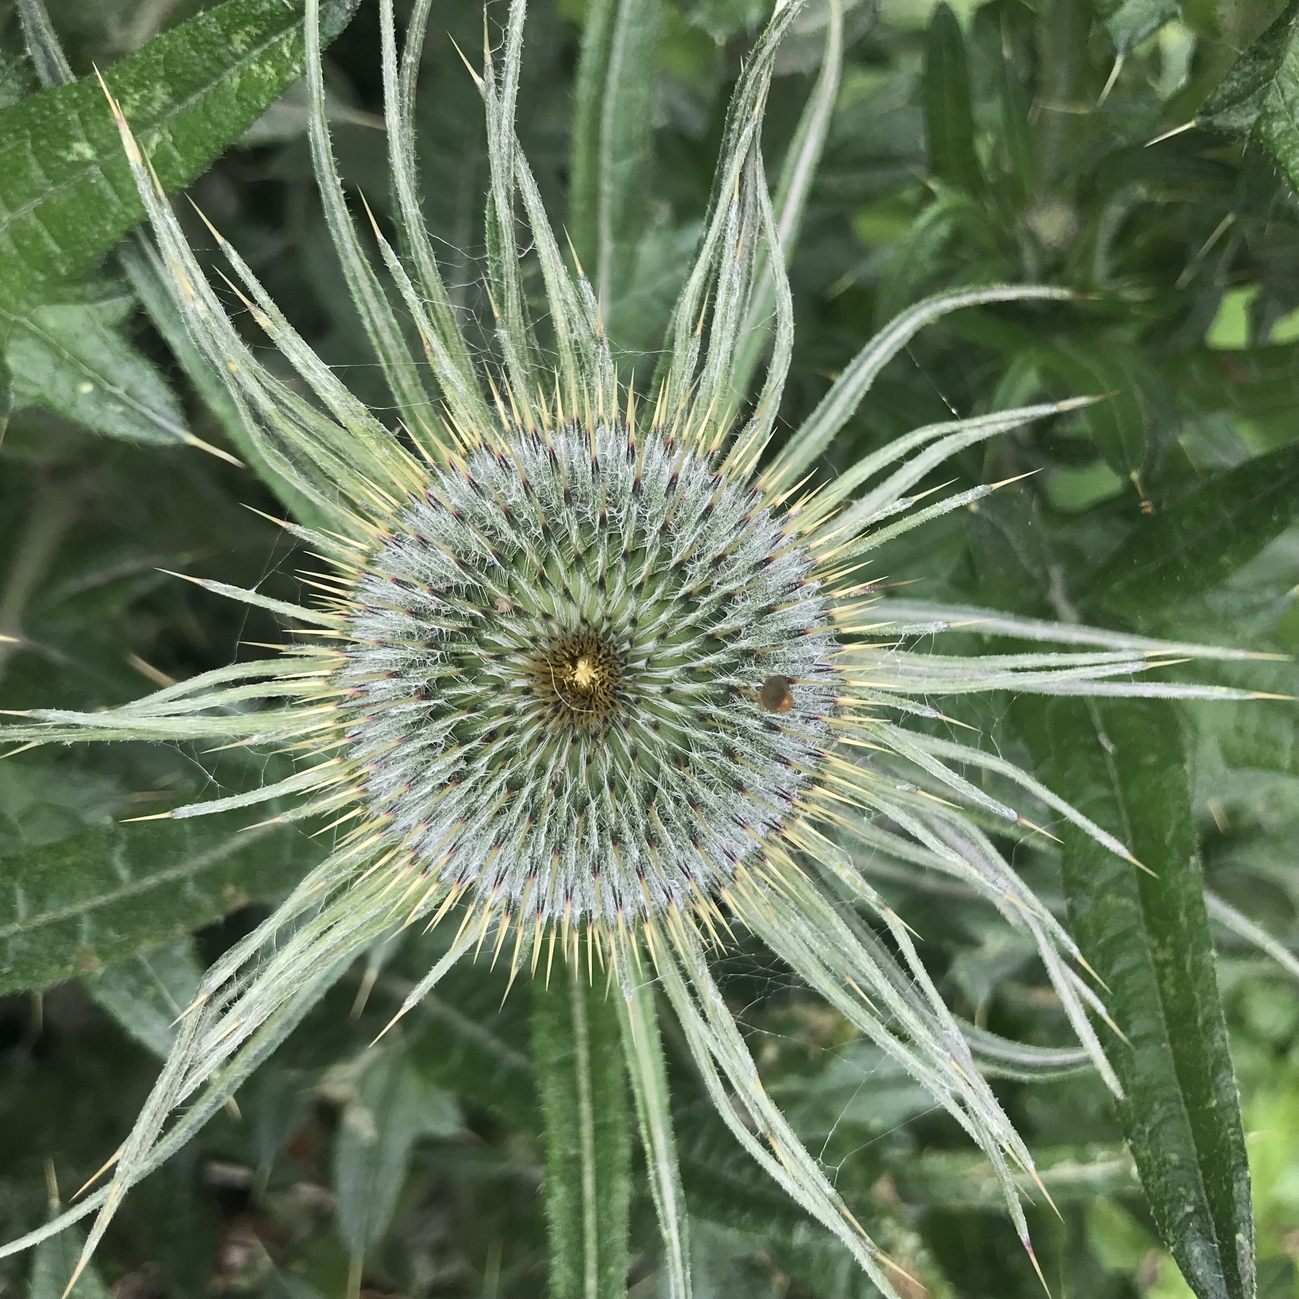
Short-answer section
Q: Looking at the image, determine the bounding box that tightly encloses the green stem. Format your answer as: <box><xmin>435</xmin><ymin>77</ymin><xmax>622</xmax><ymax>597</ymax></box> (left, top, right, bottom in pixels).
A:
<box><xmin>617</xmin><ymin>977</ymin><xmax>691</xmax><ymax>1299</ymax></box>
<box><xmin>532</xmin><ymin>956</ymin><xmax>630</xmax><ymax>1299</ymax></box>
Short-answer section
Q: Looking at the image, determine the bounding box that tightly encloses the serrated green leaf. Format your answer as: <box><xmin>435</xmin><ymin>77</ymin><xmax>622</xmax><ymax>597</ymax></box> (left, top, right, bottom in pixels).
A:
<box><xmin>1088</xmin><ymin>442</ymin><xmax>1299</xmax><ymax>616</ymax></box>
<box><xmin>0</xmin><ymin>814</ymin><xmax>322</xmax><ymax>995</ymax></box>
<box><xmin>1201</xmin><ymin>0</ymin><xmax>1299</xmax><ymax>135</ymax></box>
<box><xmin>675</xmin><ymin>1094</ymin><xmax>912</xmax><ymax>1299</ymax></box>
<box><xmin>924</xmin><ymin>5</ymin><xmax>982</xmax><ymax>194</ymax></box>
<box><xmin>332</xmin><ymin>1044</ymin><xmax>460</xmax><ymax>1263</ymax></box>
<box><xmin>2</xmin><ymin>288</ymin><xmax>187</xmax><ymax>444</ymax></box>
<box><xmin>82</xmin><ymin>936</ymin><xmax>203</xmax><ymax>1058</ymax></box>
<box><xmin>1020</xmin><ymin>698</ymin><xmax>1254</xmax><ymax>1299</ymax></box>
<box><xmin>0</xmin><ymin>0</ymin><xmax>358</xmax><ymax>304</ymax></box>
<box><xmin>532</xmin><ymin>958</ymin><xmax>630</xmax><ymax>1299</ymax></box>
<box><xmin>1199</xmin><ymin>0</ymin><xmax>1299</xmax><ymax>193</ymax></box>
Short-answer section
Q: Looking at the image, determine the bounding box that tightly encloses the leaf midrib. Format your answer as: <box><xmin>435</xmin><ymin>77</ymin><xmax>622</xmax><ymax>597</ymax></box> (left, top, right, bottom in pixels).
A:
<box><xmin>0</xmin><ymin>821</ymin><xmax>277</xmax><ymax>941</ymax></box>
<box><xmin>0</xmin><ymin>300</ymin><xmax>187</xmax><ymax>438</ymax></box>
<box><xmin>0</xmin><ymin>15</ymin><xmax>303</xmax><ymax>258</ymax></box>
<box><xmin>1100</xmin><ymin>717</ymin><xmax>1236</xmax><ymax>1296</ymax></box>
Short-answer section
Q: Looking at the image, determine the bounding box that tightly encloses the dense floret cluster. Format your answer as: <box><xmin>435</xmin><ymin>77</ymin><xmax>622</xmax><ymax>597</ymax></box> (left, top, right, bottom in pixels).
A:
<box><xmin>340</xmin><ymin>422</ymin><xmax>836</xmax><ymax>925</ymax></box>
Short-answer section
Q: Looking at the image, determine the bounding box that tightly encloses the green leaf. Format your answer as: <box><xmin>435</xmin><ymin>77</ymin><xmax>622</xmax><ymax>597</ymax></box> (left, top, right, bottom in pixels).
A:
<box><xmin>1020</xmin><ymin>698</ymin><xmax>1254</xmax><ymax>1299</ymax></box>
<box><xmin>1199</xmin><ymin>701</ymin><xmax>1299</xmax><ymax>778</ymax></box>
<box><xmin>1089</xmin><ymin>0</ymin><xmax>1180</xmax><ymax>55</ymax></box>
<box><xmin>2</xmin><ymin>286</ymin><xmax>188</xmax><ymax>444</ymax></box>
<box><xmin>0</xmin><ymin>814</ymin><xmax>322</xmax><ymax>995</ymax></box>
<box><xmin>1087</xmin><ymin>441</ymin><xmax>1299</xmax><ymax>616</ymax></box>
<box><xmin>0</xmin><ymin>759</ymin><xmax>126</xmax><ymax>853</ymax></box>
<box><xmin>995</xmin><ymin>39</ymin><xmax>1036</xmax><ymax>198</ymax></box>
<box><xmin>82</xmin><ymin>937</ymin><xmax>203</xmax><ymax>1058</ymax></box>
<box><xmin>532</xmin><ymin>959</ymin><xmax>630</xmax><ymax>1299</ymax></box>
<box><xmin>569</xmin><ymin>0</ymin><xmax>665</xmax><ymax>327</ymax></box>
<box><xmin>26</xmin><ymin>1214</ymin><xmax>112</xmax><ymax>1299</ymax></box>
<box><xmin>1165</xmin><ymin>343</ymin><xmax>1299</xmax><ymax>426</ymax></box>
<box><xmin>924</xmin><ymin>5</ymin><xmax>983</xmax><ymax>194</ymax></box>
<box><xmin>1199</xmin><ymin>0</ymin><xmax>1299</xmax><ymax>193</ymax></box>
<box><xmin>1035</xmin><ymin>340</ymin><xmax>1151</xmax><ymax>477</ymax></box>
<box><xmin>405</xmin><ymin>955</ymin><xmax>539</xmax><ymax>1129</ymax></box>
<box><xmin>674</xmin><ymin>1090</ymin><xmax>911</xmax><ymax>1299</ymax></box>
<box><xmin>125</xmin><ymin>1149</ymin><xmax>218</xmax><ymax>1299</ymax></box>
<box><xmin>0</xmin><ymin>0</ymin><xmax>358</xmax><ymax>304</ymax></box>
<box><xmin>332</xmin><ymin>1044</ymin><xmax>461</xmax><ymax>1264</ymax></box>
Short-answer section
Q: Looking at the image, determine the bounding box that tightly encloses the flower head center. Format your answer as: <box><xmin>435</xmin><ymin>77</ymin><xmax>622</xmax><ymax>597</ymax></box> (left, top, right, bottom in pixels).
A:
<box><xmin>535</xmin><ymin>630</ymin><xmax>623</xmax><ymax>723</ymax></box>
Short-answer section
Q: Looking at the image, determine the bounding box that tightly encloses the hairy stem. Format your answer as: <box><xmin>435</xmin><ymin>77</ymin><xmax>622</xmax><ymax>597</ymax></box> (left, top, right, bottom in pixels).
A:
<box><xmin>532</xmin><ymin>957</ymin><xmax>630</xmax><ymax>1299</ymax></box>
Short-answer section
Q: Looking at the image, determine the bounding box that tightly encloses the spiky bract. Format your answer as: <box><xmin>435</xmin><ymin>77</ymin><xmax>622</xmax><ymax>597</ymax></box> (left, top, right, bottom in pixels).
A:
<box><xmin>342</xmin><ymin>421</ymin><xmax>834</xmax><ymax>927</ymax></box>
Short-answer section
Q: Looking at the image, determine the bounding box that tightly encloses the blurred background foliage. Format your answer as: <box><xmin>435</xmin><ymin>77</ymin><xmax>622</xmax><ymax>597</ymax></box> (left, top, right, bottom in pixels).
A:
<box><xmin>2</xmin><ymin>0</ymin><xmax>1299</xmax><ymax>1295</ymax></box>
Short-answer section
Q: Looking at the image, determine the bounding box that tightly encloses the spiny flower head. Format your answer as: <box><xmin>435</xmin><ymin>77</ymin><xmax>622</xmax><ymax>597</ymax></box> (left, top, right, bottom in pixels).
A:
<box><xmin>0</xmin><ymin>0</ymin><xmax>1268</xmax><ymax>1292</ymax></box>
<box><xmin>341</xmin><ymin>420</ymin><xmax>836</xmax><ymax>929</ymax></box>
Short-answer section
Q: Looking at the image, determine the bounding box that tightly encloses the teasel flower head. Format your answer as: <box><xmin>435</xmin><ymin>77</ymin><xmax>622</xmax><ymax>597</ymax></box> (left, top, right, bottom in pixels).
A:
<box><xmin>0</xmin><ymin>0</ymin><xmax>1270</xmax><ymax>1292</ymax></box>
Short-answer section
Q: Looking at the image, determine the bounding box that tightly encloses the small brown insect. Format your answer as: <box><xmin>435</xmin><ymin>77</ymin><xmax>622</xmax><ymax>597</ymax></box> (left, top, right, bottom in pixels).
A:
<box><xmin>759</xmin><ymin>674</ymin><xmax>793</xmax><ymax>713</ymax></box>
<box><xmin>494</xmin><ymin>597</ymin><xmax>513</xmax><ymax>614</ymax></box>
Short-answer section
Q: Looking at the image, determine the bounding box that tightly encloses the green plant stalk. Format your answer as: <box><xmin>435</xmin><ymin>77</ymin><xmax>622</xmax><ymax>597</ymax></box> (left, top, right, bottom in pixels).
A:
<box><xmin>532</xmin><ymin>960</ymin><xmax>630</xmax><ymax>1299</ymax></box>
